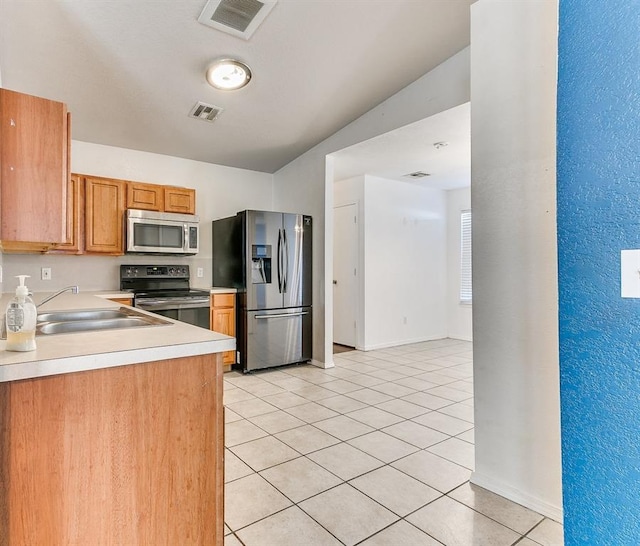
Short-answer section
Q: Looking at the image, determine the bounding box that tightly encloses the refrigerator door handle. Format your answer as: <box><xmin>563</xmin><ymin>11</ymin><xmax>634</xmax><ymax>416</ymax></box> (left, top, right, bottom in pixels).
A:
<box><xmin>283</xmin><ymin>228</ymin><xmax>289</xmax><ymax>293</ymax></box>
<box><xmin>277</xmin><ymin>229</ymin><xmax>283</xmax><ymax>293</ymax></box>
<box><xmin>255</xmin><ymin>311</ymin><xmax>309</xmax><ymax>319</ymax></box>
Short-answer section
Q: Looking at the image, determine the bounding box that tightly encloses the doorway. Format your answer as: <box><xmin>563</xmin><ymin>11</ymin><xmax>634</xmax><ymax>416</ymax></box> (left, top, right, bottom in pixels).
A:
<box><xmin>333</xmin><ymin>203</ymin><xmax>358</xmax><ymax>349</ymax></box>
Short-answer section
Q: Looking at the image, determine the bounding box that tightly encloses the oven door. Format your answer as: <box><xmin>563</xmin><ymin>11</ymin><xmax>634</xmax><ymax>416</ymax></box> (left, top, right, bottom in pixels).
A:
<box><xmin>135</xmin><ymin>298</ymin><xmax>210</xmax><ymax>329</ymax></box>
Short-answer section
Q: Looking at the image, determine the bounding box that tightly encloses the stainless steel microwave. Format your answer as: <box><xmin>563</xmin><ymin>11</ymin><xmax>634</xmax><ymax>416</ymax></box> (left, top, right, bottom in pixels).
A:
<box><xmin>126</xmin><ymin>209</ymin><xmax>199</xmax><ymax>255</ymax></box>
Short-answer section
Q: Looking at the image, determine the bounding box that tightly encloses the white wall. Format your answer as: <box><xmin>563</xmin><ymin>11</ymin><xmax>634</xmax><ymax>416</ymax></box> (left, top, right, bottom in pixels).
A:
<box><xmin>3</xmin><ymin>141</ymin><xmax>273</xmax><ymax>292</ymax></box>
<box><xmin>334</xmin><ymin>176</ymin><xmax>448</xmax><ymax>350</ymax></box>
<box><xmin>470</xmin><ymin>0</ymin><xmax>562</xmax><ymax>519</ymax></box>
<box><xmin>363</xmin><ymin>176</ymin><xmax>447</xmax><ymax>349</ymax></box>
<box><xmin>446</xmin><ymin>187</ymin><xmax>472</xmax><ymax>340</ymax></box>
<box><xmin>273</xmin><ymin>47</ymin><xmax>470</xmax><ymax>365</ymax></box>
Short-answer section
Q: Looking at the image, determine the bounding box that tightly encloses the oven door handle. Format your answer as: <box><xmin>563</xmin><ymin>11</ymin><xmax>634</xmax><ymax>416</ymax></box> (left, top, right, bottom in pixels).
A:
<box><xmin>136</xmin><ymin>299</ymin><xmax>210</xmax><ymax>311</ymax></box>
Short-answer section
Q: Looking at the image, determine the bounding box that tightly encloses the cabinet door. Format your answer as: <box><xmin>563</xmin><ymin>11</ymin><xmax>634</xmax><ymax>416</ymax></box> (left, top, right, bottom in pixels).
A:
<box><xmin>127</xmin><ymin>182</ymin><xmax>164</xmax><ymax>211</ymax></box>
<box><xmin>85</xmin><ymin>177</ymin><xmax>127</xmax><ymax>255</ymax></box>
<box><xmin>50</xmin><ymin>173</ymin><xmax>83</xmax><ymax>254</ymax></box>
<box><xmin>211</xmin><ymin>306</ymin><xmax>235</xmax><ymax>338</ymax></box>
<box><xmin>0</xmin><ymin>89</ymin><xmax>68</xmax><ymax>246</ymax></box>
<box><xmin>164</xmin><ymin>187</ymin><xmax>195</xmax><ymax>214</ymax></box>
<box><xmin>210</xmin><ymin>295</ymin><xmax>236</xmax><ymax>367</ymax></box>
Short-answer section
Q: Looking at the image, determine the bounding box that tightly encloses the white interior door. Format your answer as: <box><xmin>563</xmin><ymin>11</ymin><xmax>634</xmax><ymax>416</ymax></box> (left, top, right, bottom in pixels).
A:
<box><xmin>333</xmin><ymin>203</ymin><xmax>358</xmax><ymax>347</ymax></box>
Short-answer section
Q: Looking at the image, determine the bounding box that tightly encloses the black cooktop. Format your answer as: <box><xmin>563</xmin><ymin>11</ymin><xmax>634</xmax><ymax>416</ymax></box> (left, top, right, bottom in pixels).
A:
<box><xmin>120</xmin><ymin>264</ymin><xmax>208</xmax><ymax>296</ymax></box>
<box><xmin>133</xmin><ymin>289</ymin><xmax>210</xmax><ymax>299</ymax></box>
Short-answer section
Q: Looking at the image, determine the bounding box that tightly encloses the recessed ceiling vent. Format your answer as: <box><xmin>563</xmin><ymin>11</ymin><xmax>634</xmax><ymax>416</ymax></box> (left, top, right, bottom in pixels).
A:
<box><xmin>403</xmin><ymin>171</ymin><xmax>431</xmax><ymax>179</ymax></box>
<box><xmin>198</xmin><ymin>0</ymin><xmax>278</xmax><ymax>40</ymax></box>
<box><xmin>189</xmin><ymin>101</ymin><xmax>224</xmax><ymax>122</ymax></box>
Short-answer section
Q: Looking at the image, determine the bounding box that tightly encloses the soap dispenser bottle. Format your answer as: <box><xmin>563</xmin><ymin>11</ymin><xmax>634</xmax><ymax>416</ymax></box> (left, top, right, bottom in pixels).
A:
<box><xmin>5</xmin><ymin>275</ymin><xmax>37</xmax><ymax>352</ymax></box>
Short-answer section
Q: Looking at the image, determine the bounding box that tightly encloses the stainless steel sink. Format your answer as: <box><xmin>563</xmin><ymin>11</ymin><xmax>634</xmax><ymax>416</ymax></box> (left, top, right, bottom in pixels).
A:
<box><xmin>35</xmin><ymin>307</ymin><xmax>170</xmax><ymax>336</ymax></box>
<box><xmin>37</xmin><ymin>309</ymin><xmax>129</xmax><ymax>323</ymax></box>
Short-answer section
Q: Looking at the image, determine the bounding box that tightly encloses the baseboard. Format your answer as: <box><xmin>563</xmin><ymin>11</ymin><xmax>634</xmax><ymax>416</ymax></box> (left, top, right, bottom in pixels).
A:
<box><xmin>361</xmin><ymin>334</ymin><xmax>449</xmax><ymax>352</ymax></box>
<box><xmin>310</xmin><ymin>358</ymin><xmax>334</xmax><ymax>369</ymax></box>
<box><xmin>448</xmin><ymin>334</ymin><xmax>473</xmax><ymax>342</ymax></box>
<box><xmin>470</xmin><ymin>471</ymin><xmax>563</xmax><ymax>523</ymax></box>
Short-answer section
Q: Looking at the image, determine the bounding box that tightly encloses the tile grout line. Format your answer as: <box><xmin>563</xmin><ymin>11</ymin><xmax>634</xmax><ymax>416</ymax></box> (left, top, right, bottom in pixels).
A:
<box><xmin>223</xmin><ymin>340</ymin><xmax>553</xmax><ymax>546</ymax></box>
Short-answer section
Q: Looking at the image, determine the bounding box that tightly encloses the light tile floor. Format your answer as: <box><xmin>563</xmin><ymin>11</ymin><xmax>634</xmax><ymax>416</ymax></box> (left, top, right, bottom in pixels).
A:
<box><xmin>224</xmin><ymin>339</ymin><xmax>564</xmax><ymax>546</ymax></box>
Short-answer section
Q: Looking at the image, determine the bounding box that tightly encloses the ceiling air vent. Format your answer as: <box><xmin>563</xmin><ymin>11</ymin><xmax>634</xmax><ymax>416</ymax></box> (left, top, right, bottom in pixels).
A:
<box><xmin>197</xmin><ymin>0</ymin><xmax>278</xmax><ymax>40</ymax></box>
<box><xmin>189</xmin><ymin>101</ymin><xmax>224</xmax><ymax>123</ymax></box>
<box><xmin>403</xmin><ymin>171</ymin><xmax>431</xmax><ymax>179</ymax></box>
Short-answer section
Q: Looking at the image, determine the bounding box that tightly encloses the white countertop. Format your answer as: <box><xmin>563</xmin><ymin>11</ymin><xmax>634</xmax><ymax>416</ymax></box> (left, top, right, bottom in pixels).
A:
<box><xmin>207</xmin><ymin>287</ymin><xmax>238</xmax><ymax>294</ymax></box>
<box><xmin>0</xmin><ymin>292</ymin><xmax>235</xmax><ymax>383</ymax></box>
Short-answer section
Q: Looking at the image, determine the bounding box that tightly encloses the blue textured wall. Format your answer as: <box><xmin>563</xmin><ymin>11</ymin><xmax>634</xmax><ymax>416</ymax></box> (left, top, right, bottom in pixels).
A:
<box><xmin>557</xmin><ymin>0</ymin><xmax>640</xmax><ymax>543</ymax></box>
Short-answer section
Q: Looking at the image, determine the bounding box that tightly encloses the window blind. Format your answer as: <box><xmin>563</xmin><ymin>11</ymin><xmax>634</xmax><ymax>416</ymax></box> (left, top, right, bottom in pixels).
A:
<box><xmin>460</xmin><ymin>210</ymin><xmax>472</xmax><ymax>303</ymax></box>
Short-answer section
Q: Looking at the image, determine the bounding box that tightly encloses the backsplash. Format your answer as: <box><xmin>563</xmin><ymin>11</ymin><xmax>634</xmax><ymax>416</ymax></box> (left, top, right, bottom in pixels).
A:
<box><xmin>1</xmin><ymin>253</ymin><xmax>213</xmax><ymax>293</ymax></box>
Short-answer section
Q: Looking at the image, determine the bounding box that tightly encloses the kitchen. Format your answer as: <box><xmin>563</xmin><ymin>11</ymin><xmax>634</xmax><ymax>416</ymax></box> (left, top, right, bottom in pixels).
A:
<box><xmin>0</xmin><ymin>1</ymin><xmax>580</xmax><ymax>546</ymax></box>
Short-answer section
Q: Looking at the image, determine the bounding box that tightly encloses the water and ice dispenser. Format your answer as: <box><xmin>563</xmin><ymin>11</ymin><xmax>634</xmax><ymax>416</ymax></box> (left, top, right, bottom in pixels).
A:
<box><xmin>251</xmin><ymin>244</ymin><xmax>272</xmax><ymax>284</ymax></box>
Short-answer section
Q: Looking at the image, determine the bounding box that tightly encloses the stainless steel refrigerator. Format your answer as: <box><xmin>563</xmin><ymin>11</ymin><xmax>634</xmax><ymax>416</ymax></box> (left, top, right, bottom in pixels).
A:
<box><xmin>212</xmin><ymin>210</ymin><xmax>312</xmax><ymax>372</ymax></box>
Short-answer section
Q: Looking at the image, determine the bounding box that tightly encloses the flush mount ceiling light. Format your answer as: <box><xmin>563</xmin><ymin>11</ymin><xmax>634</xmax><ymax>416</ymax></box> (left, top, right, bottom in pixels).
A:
<box><xmin>206</xmin><ymin>59</ymin><xmax>252</xmax><ymax>90</ymax></box>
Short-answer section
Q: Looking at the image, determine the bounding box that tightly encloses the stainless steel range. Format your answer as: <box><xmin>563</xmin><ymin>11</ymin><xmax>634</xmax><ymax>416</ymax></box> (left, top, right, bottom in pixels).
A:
<box><xmin>120</xmin><ymin>265</ymin><xmax>210</xmax><ymax>329</ymax></box>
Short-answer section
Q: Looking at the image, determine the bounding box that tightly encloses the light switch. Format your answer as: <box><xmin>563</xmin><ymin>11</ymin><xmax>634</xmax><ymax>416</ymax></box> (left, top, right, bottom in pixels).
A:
<box><xmin>620</xmin><ymin>250</ymin><xmax>640</xmax><ymax>297</ymax></box>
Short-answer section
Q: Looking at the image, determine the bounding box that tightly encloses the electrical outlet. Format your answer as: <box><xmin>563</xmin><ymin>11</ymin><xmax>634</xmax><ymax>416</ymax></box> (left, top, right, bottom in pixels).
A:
<box><xmin>41</xmin><ymin>267</ymin><xmax>52</xmax><ymax>281</ymax></box>
<box><xmin>196</xmin><ymin>267</ymin><xmax>204</xmax><ymax>278</ymax></box>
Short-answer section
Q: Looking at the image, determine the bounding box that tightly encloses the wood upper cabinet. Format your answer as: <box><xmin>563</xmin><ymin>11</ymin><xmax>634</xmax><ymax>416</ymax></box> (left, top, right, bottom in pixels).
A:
<box><xmin>210</xmin><ymin>293</ymin><xmax>236</xmax><ymax>370</ymax></box>
<box><xmin>127</xmin><ymin>182</ymin><xmax>195</xmax><ymax>214</ymax></box>
<box><xmin>0</xmin><ymin>88</ymin><xmax>70</xmax><ymax>252</ymax></box>
<box><xmin>127</xmin><ymin>182</ymin><xmax>164</xmax><ymax>212</ymax></box>
<box><xmin>50</xmin><ymin>173</ymin><xmax>83</xmax><ymax>254</ymax></box>
<box><xmin>164</xmin><ymin>186</ymin><xmax>195</xmax><ymax>214</ymax></box>
<box><xmin>84</xmin><ymin>176</ymin><xmax>127</xmax><ymax>255</ymax></box>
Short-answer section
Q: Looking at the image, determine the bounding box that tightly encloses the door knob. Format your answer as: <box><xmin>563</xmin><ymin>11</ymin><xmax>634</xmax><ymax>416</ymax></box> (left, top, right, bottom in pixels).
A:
<box><xmin>333</xmin><ymin>280</ymin><xmax>337</xmax><ymax>285</ymax></box>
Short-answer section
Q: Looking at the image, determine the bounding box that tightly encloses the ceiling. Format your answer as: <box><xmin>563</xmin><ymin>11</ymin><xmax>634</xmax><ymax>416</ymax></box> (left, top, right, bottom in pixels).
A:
<box><xmin>332</xmin><ymin>102</ymin><xmax>470</xmax><ymax>190</ymax></box>
<box><xmin>0</xmin><ymin>0</ymin><xmax>473</xmax><ymax>174</ymax></box>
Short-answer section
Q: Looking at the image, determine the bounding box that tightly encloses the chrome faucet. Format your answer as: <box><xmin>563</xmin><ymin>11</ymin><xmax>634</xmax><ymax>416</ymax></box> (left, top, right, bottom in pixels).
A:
<box><xmin>0</xmin><ymin>286</ymin><xmax>80</xmax><ymax>339</ymax></box>
<box><xmin>37</xmin><ymin>285</ymin><xmax>80</xmax><ymax>308</ymax></box>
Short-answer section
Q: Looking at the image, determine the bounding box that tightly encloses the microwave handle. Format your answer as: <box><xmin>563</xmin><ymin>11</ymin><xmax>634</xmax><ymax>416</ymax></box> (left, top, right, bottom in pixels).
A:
<box><xmin>183</xmin><ymin>224</ymin><xmax>189</xmax><ymax>253</ymax></box>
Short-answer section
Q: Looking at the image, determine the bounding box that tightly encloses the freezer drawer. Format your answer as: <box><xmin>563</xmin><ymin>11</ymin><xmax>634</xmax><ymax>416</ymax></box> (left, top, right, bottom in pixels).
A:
<box><xmin>244</xmin><ymin>307</ymin><xmax>312</xmax><ymax>372</ymax></box>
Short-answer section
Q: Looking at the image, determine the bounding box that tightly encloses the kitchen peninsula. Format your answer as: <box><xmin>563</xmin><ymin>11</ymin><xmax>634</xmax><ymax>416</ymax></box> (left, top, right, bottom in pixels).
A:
<box><xmin>0</xmin><ymin>293</ymin><xmax>232</xmax><ymax>545</ymax></box>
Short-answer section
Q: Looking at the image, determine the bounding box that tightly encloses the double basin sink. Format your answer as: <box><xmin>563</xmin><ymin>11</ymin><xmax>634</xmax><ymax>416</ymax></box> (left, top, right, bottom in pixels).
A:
<box><xmin>36</xmin><ymin>307</ymin><xmax>170</xmax><ymax>336</ymax></box>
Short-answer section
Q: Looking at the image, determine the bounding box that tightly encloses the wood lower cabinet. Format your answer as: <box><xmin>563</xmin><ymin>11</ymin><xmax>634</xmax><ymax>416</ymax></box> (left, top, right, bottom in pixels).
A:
<box><xmin>107</xmin><ymin>297</ymin><xmax>133</xmax><ymax>306</ymax></box>
<box><xmin>84</xmin><ymin>176</ymin><xmax>127</xmax><ymax>255</ymax></box>
<box><xmin>0</xmin><ymin>89</ymin><xmax>70</xmax><ymax>252</ymax></box>
<box><xmin>210</xmin><ymin>293</ymin><xmax>236</xmax><ymax>371</ymax></box>
<box><xmin>0</xmin><ymin>354</ymin><xmax>224</xmax><ymax>545</ymax></box>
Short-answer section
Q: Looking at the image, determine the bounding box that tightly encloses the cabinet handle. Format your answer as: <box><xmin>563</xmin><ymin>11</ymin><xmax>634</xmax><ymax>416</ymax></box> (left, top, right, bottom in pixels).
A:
<box><xmin>10</xmin><ymin>119</ymin><xmax>15</xmax><ymax>127</ymax></box>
